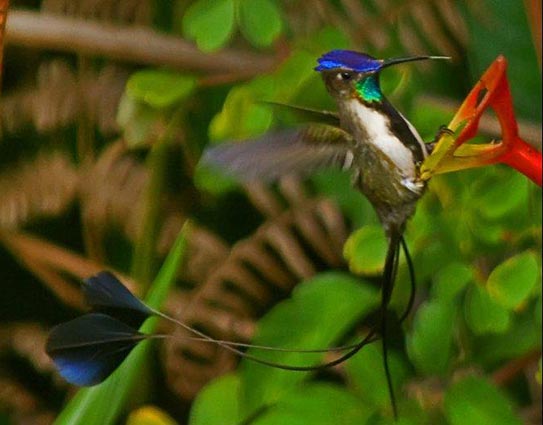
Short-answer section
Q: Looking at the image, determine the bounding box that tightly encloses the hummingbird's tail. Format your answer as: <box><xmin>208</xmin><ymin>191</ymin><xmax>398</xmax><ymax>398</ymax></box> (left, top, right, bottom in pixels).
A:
<box><xmin>381</xmin><ymin>231</ymin><xmax>403</xmax><ymax>420</ymax></box>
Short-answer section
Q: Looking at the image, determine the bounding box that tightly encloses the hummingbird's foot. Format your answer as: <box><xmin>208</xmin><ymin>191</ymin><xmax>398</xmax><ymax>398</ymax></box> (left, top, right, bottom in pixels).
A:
<box><xmin>426</xmin><ymin>125</ymin><xmax>454</xmax><ymax>153</ymax></box>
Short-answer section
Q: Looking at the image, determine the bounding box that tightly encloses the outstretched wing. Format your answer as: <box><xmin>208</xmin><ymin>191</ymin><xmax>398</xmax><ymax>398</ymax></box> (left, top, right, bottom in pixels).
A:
<box><xmin>202</xmin><ymin>124</ymin><xmax>354</xmax><ymax>182</ymax></box>
<box><xmin>261</xmin><ymin>102</ymin><xmax>341</xmax><ymax>127</ymax></box>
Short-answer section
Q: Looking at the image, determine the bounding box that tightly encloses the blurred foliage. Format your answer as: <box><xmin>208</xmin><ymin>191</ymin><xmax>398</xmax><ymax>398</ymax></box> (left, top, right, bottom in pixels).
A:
<box><xmin>0</xmin><ymin>1</ymin><xmax>541</xmax><ymax>425</ymax></box>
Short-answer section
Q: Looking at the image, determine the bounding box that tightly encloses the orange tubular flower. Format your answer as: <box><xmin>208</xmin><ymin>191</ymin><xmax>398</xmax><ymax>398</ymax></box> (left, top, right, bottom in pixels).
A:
<box><xmin>420</xmin><ymin>55</ymin><xmax>542</xmax><ymax>186</ymax></box>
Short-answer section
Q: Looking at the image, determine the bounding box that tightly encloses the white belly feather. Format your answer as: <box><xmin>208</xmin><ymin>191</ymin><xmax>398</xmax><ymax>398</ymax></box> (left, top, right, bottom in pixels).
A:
<box><xmin>346</xmin><ymin>100</ymin><xmax>418</xmax><ymax>177</ymax></box>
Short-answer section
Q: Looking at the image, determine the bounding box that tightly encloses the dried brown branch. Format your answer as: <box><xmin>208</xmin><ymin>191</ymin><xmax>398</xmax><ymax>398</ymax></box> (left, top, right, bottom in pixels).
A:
<box><xmin>491</xmin><ymin>349</ymin><xmax>541</xmax><ymax>387</ymax></box>
<box><xmin>5</xmin><ymin>9</ymin><xmax>279</xmax><ymax>75</ymax></box>
<box><xmin>0</xmin><ymin>231</ymin><xmax>137</xmax><ymax>308</ymax></box>
<box><xmin>164</xmin><ymin>180</ymin><xmax>350</xmax><ymax>400</ymax></box>
<box><xmin>0</xmin><ymin>0</ymin><xmax>9</xmax><ymax>91</ymax></box>
<box><xmin>41</xmin><ymin>0</ymin><xmax>152</xmax><ymax>25</ymax></box>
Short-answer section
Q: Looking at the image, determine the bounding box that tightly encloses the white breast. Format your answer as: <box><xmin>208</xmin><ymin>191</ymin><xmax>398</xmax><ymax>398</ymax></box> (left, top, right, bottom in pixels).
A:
<box><xmin>345</xmin><ymin>99</ymin><xmax>417</xmax><ymax>178</ymax></box>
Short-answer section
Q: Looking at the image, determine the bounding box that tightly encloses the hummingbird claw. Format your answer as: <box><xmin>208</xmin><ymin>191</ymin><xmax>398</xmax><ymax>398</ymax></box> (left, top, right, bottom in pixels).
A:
<box><xmin>430</xmin><ymin>125</ymin><xmax>454</xmax><ymax>145</ymax></box>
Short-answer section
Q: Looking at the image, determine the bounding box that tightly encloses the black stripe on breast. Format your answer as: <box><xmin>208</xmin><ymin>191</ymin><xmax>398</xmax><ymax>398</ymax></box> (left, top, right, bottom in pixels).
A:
<box><xmin>376</xmin><ymin>100</ymin><xmax>426</xmax><ymax>163</ymax></box>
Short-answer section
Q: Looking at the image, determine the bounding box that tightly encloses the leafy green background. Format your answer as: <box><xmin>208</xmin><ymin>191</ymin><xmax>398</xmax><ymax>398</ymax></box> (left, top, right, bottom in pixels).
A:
<box><xmin>0</xmin><ymin>1</ymin><xmax>540</xmax><ymax>425</ymax></box>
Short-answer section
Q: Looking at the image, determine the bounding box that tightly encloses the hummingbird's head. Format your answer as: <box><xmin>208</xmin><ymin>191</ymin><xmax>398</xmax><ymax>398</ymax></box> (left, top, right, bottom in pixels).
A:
<box><xmin>315</xmin><ymin>50</ymin><xmax>449</xmax><ymax>103</ymax></box>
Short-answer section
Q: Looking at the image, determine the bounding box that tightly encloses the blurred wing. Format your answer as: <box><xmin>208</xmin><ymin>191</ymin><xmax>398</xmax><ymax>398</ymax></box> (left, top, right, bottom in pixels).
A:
<box><xmin>46</xmin><ymin>313</ymin><xmax>146</xmax><ymax>386</ymax></box>
<box><xmin>82</xmin><ymin>271</ymin><xmax>153</xmax><ymax>328</ymax></box>
<box><xmin>202</xmin><ymin>124</ymin><xmax>354</xmax><ymax>182</ymax></box>
<box><xmin>261</xmin><ymin>102</ymin><xmax>341</xmax><ymax>127</ymax></box>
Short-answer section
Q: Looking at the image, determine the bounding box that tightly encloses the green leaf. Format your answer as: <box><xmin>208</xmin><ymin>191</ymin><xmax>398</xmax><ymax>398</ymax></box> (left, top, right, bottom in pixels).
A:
<box><xmin>473</xmin><ymin>313</ymin><xmax>541</xmax><ymax>365</ymax></box>
<box><xmin>345</xmin><ymin>344</ymin><xmax>409</xmax><ymax>409</ymax></box>
<box><xmin>239</xmin><ymin>272</ymin><xmax>379</xmax><ymax>417</ymax></box>
<box><xmin>193</xmin><ymin>161</ymin><xmax>240</xmax><ymax>195</ymax></box>
<box><xmin>189</xmin><ymin>374</ymin><xmax>240</xmax><ymax>425</ymax></box>
<box><xmin>343</xmin><ymin>225</ymin><xmax>387</xmax><ymax>275</ymax></box>
<box><xmin>251</xmin><ymin>383</ymin><xmax>374</xmax><ymax>425</ymax></box>
<box><xmin>464</xmin><ymin>284</ymin><xmax>511</xmax><ymax>335</ymax></box>
<box><xmin>126</xmin><ymin>70</ymin><xmax>197</xmax><ymax>109</ymax></box>
<box><xmin>444</xmin><ymin>376</ymin><xmax>523</xmax><ymax>425</ymax></box>
<box><xmin>237</xmin><ymin>0</ymin><xmax>283</xmax><ymax>47</ymax></box>
<box><xmin>311</xmin><ymin>169</ymin><xmax>376</xmax><ymax>228</ymax></box>
<box><xmin>183</xmin><ymin>0</ymin><xmax>235</xmax><ymax>52</ymax></box>
<box><xmin>117</xmin><ymin>93</ymin><xmax>161</xmax><ymax>147</ymax></box>
<box><xmin>487</xmin><ymin>251</ymin><xmax>539</xmax><ymax>310</ymax></box>
<box><xmin>470</xmin><ymin>172</ymin><xmax>528</xmax><ymax>221</ymax></box>
<box><xmin>432</xmin><ymin>261</ymin><xmax>473</xmax><ymax>301</ymax></box>
<box><xmin>53</xmin><ymin>224</ymin><xmax>191</xmax><ymax>425</ymax></box>
<box><xmin>462</xmin><ymin>0</ymin><xmax>541</xmax><ymax>121</ymax></box>
<box><xmin>406</xmin><ymin>299</ymin><xmax>456</xmax><ymax>375</ymax></box>
<box><xmin>209</xmin><ymin>77</ymin><xmax>274</xmax><ymax>141</ymax></box>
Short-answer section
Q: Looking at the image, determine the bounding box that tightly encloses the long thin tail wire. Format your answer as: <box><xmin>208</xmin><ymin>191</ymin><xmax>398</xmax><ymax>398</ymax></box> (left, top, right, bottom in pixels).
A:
<box><xmin>148</xmin><ymin>237</ymin><xmax>416</xmax><ymax>375</ymax></box>
<box><xmin>381</xmin><ymin>233</ymin><xmax>402</xmax><ymax>420</ymax></box>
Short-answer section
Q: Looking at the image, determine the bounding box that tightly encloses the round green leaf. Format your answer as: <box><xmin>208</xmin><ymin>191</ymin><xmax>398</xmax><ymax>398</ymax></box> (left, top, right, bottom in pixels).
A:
<box><xmin>239</xmin><ymin>272</ymin><xmax>379</xmax><ymax>417</ymax></box>
<box><xmin>464</xmin><ymin>284</ymin><xmax>511</xmax><ymax>335</ymax></box>
<box><xmin>345</xmin><ymin>344</ymin><xmax>409</xmax><ymax>409</ymax></box>
<box><xmin>116</xmin><ymin>93</ymin><xmax>161</xmax><ymax>147</ymax></box>
<box><xmin>194</xmin><ymin>161</ymin><xmax>240</xmax><ymax>195</ymax></box>
<box><xmin>444</xmin><ymin>376</ymin><xmax>523</xmax><ymax>425</ymax></box>
<box><xmin>487</xmin><ymin>251</ymin><xmax>539</xmax><ymax>309</ymax></box>
<box><xmin>252</xmin><ymin>383</ymin><xmax>374</xmax><ymax>425</ymax></box>
<box><xmin>237</xmin><ymin>0</ymin><xmax>283</xmax><ymax>47</ymax></box>
<box><xmin>472</xmin><ymin>172</ymin><xmax>528</xmax><ymax>220</ymax></box>
<box><xmin>406</xmin><ymin>299</ymin><xmax>456</xmax><ymax>376</ymax></box>
<box><xmin>126</xmin><ymin>70</ymin><xmax>196</xmax><ymax>109</ymax></box>
<box><xmin>535</xmin><ymin>294</ymin><xmax>542</xmax><ymax>328</ymax></box>
<box><xmin>343</xmin><ymin>225</ymin><xmax>387</xmax><ymax>275</ymax></box>
<box><xmin>432</xmin><ymin>261</ymin><xmax>473</xmax><ymax>301</ymax></box>
<box><xmin>209</xmin><ymin>77</ymin><xmax>274</xmax><ymax>141</ymax></box>
<box><xmin>183</xmin><ymin>0</ymin><xmax>235</xmax><ymax>52</ymax></box>
<box><xmin>189</xmin><ymin>374</ymin><xmax>240</xmax><ymax>425</ymax></box>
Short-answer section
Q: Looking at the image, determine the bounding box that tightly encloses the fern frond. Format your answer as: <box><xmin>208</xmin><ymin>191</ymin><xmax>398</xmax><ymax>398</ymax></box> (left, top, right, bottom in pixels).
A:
<box><xmin>164</xmin><ymin>181</ymin><xmax>350</xmax><ymax>400</ymax></box>
<box><xmin>0</xmin><ymin>152</ymin><xmax>77</xmax><ymax>229</ymax></box>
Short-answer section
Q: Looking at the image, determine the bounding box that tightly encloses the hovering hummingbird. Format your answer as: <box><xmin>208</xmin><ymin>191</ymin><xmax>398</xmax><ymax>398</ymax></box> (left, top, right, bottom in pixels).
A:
<box><xmin>45</xmin><ymin>51</ymin><xmax>451</xmax><ymax>421</ymax></box>
<box><xmin>203</xmin><ymin>49</ymin><xmax>451</xmax><ymax>418</ymax></box>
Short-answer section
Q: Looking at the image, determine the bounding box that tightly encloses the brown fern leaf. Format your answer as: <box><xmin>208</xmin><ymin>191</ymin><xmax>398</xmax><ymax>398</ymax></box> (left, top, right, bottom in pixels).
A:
<box><xmin>322</xmin><ymin>0</ymin><xmax>470</xmax><ymax>61</ymax></box>
<box><xmin>0</xmin><ymin>152</ymin><xmax>77</xmax><ymax>229</ymax></box>
<box><xmin>79</xmin><ymin>140</ymin><xmax>147</xmax><ymax>247</ymax></box>
<box><xmin>0</xmin><ymin>323</ymin><xmax>60</xmax><ymax>425</ymax></box>
<box><xmin>0</xmin><ymin>60</ymin><xmax>128</xmax><ymax>135</ymax></box>
<box><xmin>163</xmin><ymin>181</ymin><xmax>350</xmax><ymax>400</ymax></box>
<box><xmin>79</xmin><ymin>140</ymin><xmax>198</xmax><ymax>264</ymax></box>
<box><xmin>176</xmin><ymin>224</ymin><xmax>230</xmax><ymax>285</ymax></box>
<box><xmin>0</xmin><ymin>377</ymin><xmax>55</xmax><ymax>425</ymax></box>
<box><xmin>0</xmin><ymin>323</ymin><xmax>55</xmax><ymax>377</ymax></box>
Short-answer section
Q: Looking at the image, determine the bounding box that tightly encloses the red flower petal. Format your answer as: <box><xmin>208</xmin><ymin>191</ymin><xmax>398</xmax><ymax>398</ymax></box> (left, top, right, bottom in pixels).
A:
<box><xmin>422</xmin><ymin>56</ymin><xmax>542</xmax><ymax>186</ymax></box>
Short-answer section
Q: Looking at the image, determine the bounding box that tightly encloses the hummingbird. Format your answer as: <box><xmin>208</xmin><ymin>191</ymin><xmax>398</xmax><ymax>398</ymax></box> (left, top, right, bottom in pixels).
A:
<box><xmin>44</xmin><ymin>51</ymin><xmax>450</xmax><ymax>421</ymax></box>
<box><xmin>203</xmin><ymin>49</ymin><xmax>450</xmax><ymax>418</ymax></box>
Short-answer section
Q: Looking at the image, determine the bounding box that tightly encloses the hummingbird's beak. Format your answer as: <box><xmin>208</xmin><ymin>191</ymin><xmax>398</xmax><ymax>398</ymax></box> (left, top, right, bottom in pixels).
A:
<box><xmin>382</xmin><ymin>55</ymin><xmax>451</xmax><ymax>68</ymax></box>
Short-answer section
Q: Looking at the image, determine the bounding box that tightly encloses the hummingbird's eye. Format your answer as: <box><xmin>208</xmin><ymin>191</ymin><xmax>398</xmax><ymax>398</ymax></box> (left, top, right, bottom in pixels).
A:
<box><xmin>338</xmin><ymin>72</ymin><xmax>353</xmax><ymax>81</ymax></box>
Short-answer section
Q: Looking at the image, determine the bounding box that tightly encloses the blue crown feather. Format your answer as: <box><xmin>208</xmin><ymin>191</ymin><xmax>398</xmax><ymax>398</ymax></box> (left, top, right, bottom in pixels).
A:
<box><xmin>315</xmin><ymin>50</ymin><xmax>383</xmax><ymax>73</ymax></box>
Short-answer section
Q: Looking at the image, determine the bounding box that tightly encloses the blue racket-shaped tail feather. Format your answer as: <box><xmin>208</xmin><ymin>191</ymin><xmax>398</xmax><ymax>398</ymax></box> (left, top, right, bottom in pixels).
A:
<box><xmin>82</xmin><ymin>271</ymin><xmax>154</xmax><ymax>328</ymax></box>
<box><xmin>46</xmin><ymin>313</ymin><xmax>147</xmax><ymax>386</ymax></box>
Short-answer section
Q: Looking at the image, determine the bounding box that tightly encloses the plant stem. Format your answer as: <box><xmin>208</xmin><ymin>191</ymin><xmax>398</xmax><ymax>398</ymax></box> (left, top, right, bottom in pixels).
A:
<box><xmin>131</xmin><ymin>114</ymin><xmax>181</xmax><ymax>291</ymax></box>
